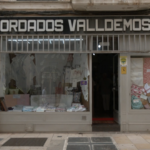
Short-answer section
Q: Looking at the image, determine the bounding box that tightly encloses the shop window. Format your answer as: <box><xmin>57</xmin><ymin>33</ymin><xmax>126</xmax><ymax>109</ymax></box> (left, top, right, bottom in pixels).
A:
<box><xmin>0</xmin><ymin>53</ymin><xmax>89</xmax><ymax>113</ymax></box>
<box><xmin>131</xmin><ymin>57</ymin><xmax>150</xmax><ymax>110</ymax></box>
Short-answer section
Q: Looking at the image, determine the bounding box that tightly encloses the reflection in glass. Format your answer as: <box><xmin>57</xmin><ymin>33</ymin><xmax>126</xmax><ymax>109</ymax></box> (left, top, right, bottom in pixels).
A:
<box><xmin>28</xmin><ymin>36</ymin><xmax>32</xmax><ymax>51</ymax></box>
<box><xmin>23</xmin><ymin>36</ymin><xmax>27</xmax><ymax>51</ymax></box>
<box><xmin>3</xmin><ymin>53</ymin><xmax>90</xmax><ymax>113</ymax></box>
<box><xmin>7</xmin><ymin>36</ymin><xmax>11</xmax><ymax>51</ymax></box>
<box><xmin>44</xmin><ymin>36</ymin><xmax>48</xmax><ymax>51</ymax></box>
<box><xmin>33</xmin><ymin>36</ymin><xmax>38</xmax><ymax>51</ymax></box>
<box><xmin>65</xmin><ymin>36</ymin><xmax>69</xmax><ymax>51</ymax></box>
<box><xmin>12</xmin><ymin>36</ymin><xmax>17</xmax><ymax>51</ymax></box>
<box><xmin>39</xmin><ymin>36</ymin><xmax>43</xmax><ymax>51</ymax></box>
<box><xmin>18</xmin><ymin>36</ymin><xmax>22</xmax><ymax>51</ymax></box>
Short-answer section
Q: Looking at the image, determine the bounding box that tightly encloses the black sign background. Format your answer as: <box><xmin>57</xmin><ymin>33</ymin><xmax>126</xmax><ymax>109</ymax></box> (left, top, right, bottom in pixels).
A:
<box><xmin>0</xmin><ymin>16</ymin><xmax>149</xmax><ymax>34</ymax></box>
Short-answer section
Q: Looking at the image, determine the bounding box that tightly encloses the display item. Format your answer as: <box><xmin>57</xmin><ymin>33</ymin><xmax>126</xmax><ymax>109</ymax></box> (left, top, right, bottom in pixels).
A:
<box><xmin>9</xmin><ymin>89</ymin><xmax>19</xmax><ymax>94</ymax></box>
<box><xmin>36</xmin><ymin>107</ymin><xmax>45</xmax><ymax>112</ymax></box>
<box><xmin>23</xmin><ymin>106</ymin><xmax>34</xmax><ymax>112</ymax></box>
<box><xmin>5</xmin><ymin>94</ymin><xmax>30</xmax><ymax>108</ymax></box>
<box><xmin>144</xmin><ymin>103</ymin><xmax>150</xmax><ymax>109</ymax></box>
<box><xmin>131</xmin><ymin>84</ymin><xmax>144</xmax><ymax>98</ymax></box>
<box><xmin>59</xmin><ymin>95</ymin><xmax>73</xmax><ymax>108</ymax></box>
<box><xmin>73</xmin><ymin>92</ymin><xmax>81</xmax><ymax>103</ymax></box>
<box><xmin>131</xmin><ymin>58</ymin><xmax>143</xmax><ymax>86</ymax></box>
<box><xmin>55</xmin><ymin>107</ymin><xmax>66</xmax><ymax>112</ymax></box>
<box><xmin>144</xmin><ymin>83</ymin><xmax>150</xmax><ymax>94</ymax></box>
<box><xmin>140</xmin><ymin>94</ymin><xmax>147</xmax><ymax>100</ymax></box>
<box><xmin>12</xmin><ymin>105</ymin><xmax>23</xmax><ymax>112</ymax></box>
<box><xmin>45</xmin><ymin>105</ymin><xmax>55</xmax><ymax>112</ymax></box>
<box><xmin>67</xmin><ymin>103</ymin><xmax>86</xmax><ymax>112</ymax></box>
<box><xmin>131</xmin><ymin>95</ymin><xmax>144</xmax><ymax>109</ymax></box>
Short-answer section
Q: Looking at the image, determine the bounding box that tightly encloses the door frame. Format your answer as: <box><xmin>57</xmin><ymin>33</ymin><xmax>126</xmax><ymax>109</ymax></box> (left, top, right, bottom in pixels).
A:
<box><xmin>91</xmin><ymin>53</ymin><xmax>121</xmax><ymax>124</ymax></box>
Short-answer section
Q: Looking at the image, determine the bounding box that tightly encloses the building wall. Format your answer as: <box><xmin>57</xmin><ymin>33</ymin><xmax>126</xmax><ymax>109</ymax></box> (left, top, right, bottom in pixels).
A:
<box><xmin>0</xmin><ymin>0</ymin><xmax>149</xmax><ymax>11</ymax></box>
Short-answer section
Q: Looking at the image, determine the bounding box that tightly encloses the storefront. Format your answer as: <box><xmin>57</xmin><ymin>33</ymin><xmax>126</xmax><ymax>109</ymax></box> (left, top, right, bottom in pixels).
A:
<box><xmin>0</xmin><ymin>16</ymin><xmax>149</xmax><ymax>132</ymax></box>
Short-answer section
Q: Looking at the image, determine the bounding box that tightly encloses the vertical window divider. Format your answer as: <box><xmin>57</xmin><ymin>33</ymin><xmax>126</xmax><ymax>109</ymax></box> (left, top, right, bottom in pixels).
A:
<box><xmin>129</xmin><ymin>35</ymin><xmax>130</xmax><ymax>52</ymax></box>
<box><xmin>107</xmin><ymin>35</ymin><xmax>109</xmax><ymax>51</ymax></box>
<box><xmin>1</xmin><ymin>36</ymin><xmax>2</xmax><ymax>52</ymax></box>
<box><xmin>27</xmin><ymin>36</ymin><xmax>28</xmax><ymax>52</ymax></box>
<box><xmin>64</xmin><ymin>35</ymin><xmax>65</xmax><ymax>52</ymax></box>
<box><xmin>139</xmin><ymin>35</ymin><xmax>141</xmax><ymax>52</ymax></box>
<box><xmin>11</xmin><ymin>36</ymin><xmax>12</xmax><ymax>52</ymax></box>
<box><xmin>91</xmin><ymin>36</ymin><xmax>93</xmax><ymax>51</ymax></box>
<box><xmin>145</xmin><ymin>35</ymin><xmax>147</xmax><ymax>51</ymax></box>
<box><xmin>32</xmin><ymin>36</ymin><xmax>34</xmax><ymax>52</ymax></box>
<box><xmin>43</xmin><ymin>36</ymin><xmax>44</xmax><ymax>51</ymax></box>
<box><xmin>16</xmin><ymin>35</ymin><xmax>18</xmax><ymax>52</ymax></box>
<box><xmin>102</xmin><ymin>35</ymin><xmax>103</xmax><ymax>51</ymax></box>
<box><xmin>6</xmin><ymin>36</ymin><xmax>7</xmax><ymax>52</ymax></box>
<box><xmin>86</xmin><ymin>35</ymin><xmax>87</xmax><ymax>51</ymax></box>
<box><xmin>22</xmin><ymin>36</ymin><xmax>23</xmax><ymax>52</ymax></box>
<box><xmin>58</xmin><ymin>35</ymin><xmax>60</xmax><ymax>51</ymax></box>
<box><xmin>37</xmin><ymin>35</ymin><xmax>39</xmax><ymax>52</ymax></box>
<box><xmin>123</xmin><ymin>35</ymin><xmax>125</xmax><ymax>51</ymax></box>
<box><xmin>97</xmin><ymin>35</ymin><xmax>98</xmax><ymax>51</ymax></box>
<box><xmin>48</xmin><ymin>35</ymin><xmax>49</xmax><ymax>51</ymax></box>
<box><xmin>134</xmin><ymin>35</ymin><xmax>136</xmax><ymax>51</ymax></box>
<box><xmin>113</xmin><ymin>35</ymin><xmax>114</xmax><ymax>51</ymax></box>
<box><xmin>74</xmin><ymin>35</ymin><xmax>76</xmax><ymax>51</ymax></box>
<box><xmin>118</xmin><ymin>35</ymin><xmax>120</xmax><ymax>51</ymax></box>
<box><xmin>53</xmin><ymin>35</ymin><xmax>55</xmax><ymax>52</ymax></box>
<box><xmin>80</xmin><ymin>35</ymin><xmax>82</xmax><ymax>52</ymax></box>
<box><xmin>69</xmin><ymin>35</ymin><xmax>70</xmax><ymax>52</ymax></box>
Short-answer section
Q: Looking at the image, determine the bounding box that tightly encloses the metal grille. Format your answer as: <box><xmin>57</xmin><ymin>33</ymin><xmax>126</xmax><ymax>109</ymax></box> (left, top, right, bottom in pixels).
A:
<box><xmin>91</xmin><ymin>137</ymin><xmax>112</xmax><ymax>143</ymax></box>
<box><xmin>68</xmin><ymin>137</ymin><xmax>90</xmax><ymax>143</ymax></box>
<box><xmin>0</xmin><ymin>34</ymin><xmax>149</xmax><ymax>53</ymax></box>
<box><xmin>2</xmin><ymin>138</ymin><xmax>47</xmax><ymax>146</ymax></box>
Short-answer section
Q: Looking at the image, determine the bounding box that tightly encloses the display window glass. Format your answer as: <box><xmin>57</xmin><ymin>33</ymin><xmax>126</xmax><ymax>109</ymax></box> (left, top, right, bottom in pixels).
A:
<box><xmin>131</xmin><ymin>57</ymin><xmax>150</xmax><ymax>110</ymax></box>
<box><xmin>0</xmin><ymin>53</ymin><xmax>90</xmax><ymax>112</ymax></box>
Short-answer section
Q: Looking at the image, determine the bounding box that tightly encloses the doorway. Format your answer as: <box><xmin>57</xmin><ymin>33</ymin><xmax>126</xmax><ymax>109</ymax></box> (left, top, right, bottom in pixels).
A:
<box><xmin>92</xmin><ymin>54</ymin><xmax>120</xmax><ymax>131</ymax></box>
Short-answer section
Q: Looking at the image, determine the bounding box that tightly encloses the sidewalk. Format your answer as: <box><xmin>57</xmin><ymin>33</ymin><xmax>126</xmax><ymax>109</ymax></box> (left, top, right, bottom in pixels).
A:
<box><xmin>0</xmin><ymin>132</ymin><xmax>150</xmax><ymax>150</ymax></box>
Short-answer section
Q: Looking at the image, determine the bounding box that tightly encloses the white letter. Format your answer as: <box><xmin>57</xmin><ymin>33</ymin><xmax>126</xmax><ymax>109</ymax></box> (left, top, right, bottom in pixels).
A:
<box><xmin>123</xmin><ymin>19</ymin><xmax>132</xmax><ymax>31</ymax></box>
<box><xmin>68</xmin><ymin>19</ymin><xmax>76</xmax><ymax>32</ymax></box>
<box><xmin>28</xmin><ymin>20</ymin><xmax>36</xmax><ymax>32</ymax></box>
<box><xmin>142</xmin><ymin>19</ymin><xmax>150</xmax><ymax>31</ymax></box>
<box><xmin>46</xmin><ymin>20</ymin><xmax>54</xmax><ymax>31</ymax></box>
<box><xmin>87</xmin><ymin>19</ymin><xmax>95</xmax><ymax>31</ymax></box>
<box><xmin>133</xmin><ymin>19</ymin><xmax>141</xmax><ymax>31</ymax></box>
<box><xmin>1</xmin><ymin>20</ymin><xmax>9</xmax><ymax>32</ymax></box>
<box><xmin>77</xmin><ymin>19</ymin><xmax>85</xmax><ymax>31</ymax></box>
<box><xmin>9</xmin><ymin>20</ymin><xmax>17</xmax><ymax>32</ymax></box>
<box><xmin>96</xmin><ymin>19</ymin><xmax>104</xmax><ymax>31</ymax></box>
<box><xmin>18</xmin><ymin>20</ymin><xmax>27</xmax><ymax>32</ymax></box>
<box><xmin>114</xmin><ymin>19</ymin><xmax>123</xmax><ymax>31</ymax></box>
<box><xmin>37</xmin><ymin>20</ymin><xmax>45</xmax><ymax>32</ymax></box>
<box><xmin>105</xmin><ymin>19</ymin><xmax>113</xmax><ymax>31</ymax></box>
<box><xmin>55</xmin><ymin>20</ymin><xmax>63</xmax><ymax>32</ymax></box>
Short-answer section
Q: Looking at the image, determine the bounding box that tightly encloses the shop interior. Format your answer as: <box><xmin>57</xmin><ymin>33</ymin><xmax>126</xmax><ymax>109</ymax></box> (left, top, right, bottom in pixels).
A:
<box><xmin>0</xmin><ymin>53</ymin><xmax>89</xmax><ymax>113</ymax></box>
<box><xmin>92</xmin><ymin>54</ymin><xmax>119</xmax><ymax>126</ymax></box>
<box><xmin>131</xmin><ymin>56</ymin><xmax>150</xmax><ymax>110</ymax></box>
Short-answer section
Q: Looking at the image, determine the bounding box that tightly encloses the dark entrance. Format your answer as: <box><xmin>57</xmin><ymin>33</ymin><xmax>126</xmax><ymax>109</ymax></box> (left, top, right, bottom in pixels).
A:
<box><xmin>92</xmin><ymin>54</ymin><xmax>120</xmax><ymax>131</ymax></box>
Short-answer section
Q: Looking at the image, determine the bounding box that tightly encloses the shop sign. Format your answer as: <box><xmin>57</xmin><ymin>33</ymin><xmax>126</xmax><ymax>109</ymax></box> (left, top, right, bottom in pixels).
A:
<box><xmin>120</xmin><ymin>56</ymin><xmax>127</xmax><ymax>66</ymax></box>
<box><xmin>80</xmin><ymin>81</ymin><xmax>87</xmax><ymax>85</ymax></box>
<box><xmin>0</xmin><ymin>16</ymin><xmax>150</xmax><ymax>34</ymax></box>
<box><xmin>121</xmin><ymin>67</ymin><xmax>127</xmax><ymax>74</ymax></box>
